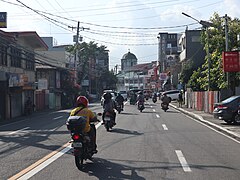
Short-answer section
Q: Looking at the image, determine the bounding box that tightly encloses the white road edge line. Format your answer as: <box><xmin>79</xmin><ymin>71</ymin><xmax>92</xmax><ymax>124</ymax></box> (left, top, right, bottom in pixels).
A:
<box><xmin>172</xmin><ymin>104</ymin><xmax>240</xmax><ymax>144</ymax></box>
<box><xmin>15</xmin><ymin>121</ymin><xmax>103</xmax><ymax>180</ymax></box>
<box><xmin>185</xmin><ymin>114</ymin><xmax>240</xmax><ymax>145</ymax></box>
<box><xmin>17</xmin><ymin>145</ymin><xmax>72</xmax><ymax>180</ymax></box>
<box><xmin>162</xmin><ymin>124</ymin><xmax>168</xmax><ymax>130</ymax></box>
<box><xmin>175</xmin><ymin>150</ymin><xmax>192</xmax><ymax>172</ymax></box>
<box><xmin>53</xmin><ymin>116</ymin><xmax>63</xmax><ymax>120</ymax></box>
<box><xmin>156</xmin><ymin>114</ymin><xmax>160</xmax><ymax>118</ymax></box>
<box><xmin>8</xmin><ymin>127</ymin><xmax>30</xmax><ymax>135</ymax></box>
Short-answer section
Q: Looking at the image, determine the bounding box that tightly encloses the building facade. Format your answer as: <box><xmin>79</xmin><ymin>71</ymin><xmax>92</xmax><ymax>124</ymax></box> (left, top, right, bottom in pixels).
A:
<box><xmin>179</xmin><ymin>30</ymin><xmax>206</xmax><ymax>69</ymax></box>
<box><xmin>157</xmin><ymin>32</ymin><xmax>182</xmax><ymax>90</ymax></box>
<box><xmin>0</xmin><ymin>30</ymin><xmax>47</xmax><ymax>120</ymax></box>
<box><xmin>121</xmin><ymin>51</ymin><xmax>137</xmax><ymax>71</ymax></box>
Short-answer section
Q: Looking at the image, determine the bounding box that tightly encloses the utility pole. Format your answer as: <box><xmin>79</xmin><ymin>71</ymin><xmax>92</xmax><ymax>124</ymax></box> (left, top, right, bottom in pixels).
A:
<box><xmin>224</xmin><ymin>14</ymin><xmax>230</xmax><ymax>89</ymax></box>
<box><xmin>68</xmin><ymin>21</ymin><xmax>80</xmax><ymax>85</ymax></box>
<box><xmin>68</xmin><ymin>22</ymin><xmax>89</xmax><ymax>86</ymax></box>
<box><xmin>115</xmin><ymin>64</ymin><xmax>119</xmax><ymax>74</ymax></box>
<box><xmin>75</xmin><ymin>21</ymin><xmax>80</xmax><ymax>69</ymax></box>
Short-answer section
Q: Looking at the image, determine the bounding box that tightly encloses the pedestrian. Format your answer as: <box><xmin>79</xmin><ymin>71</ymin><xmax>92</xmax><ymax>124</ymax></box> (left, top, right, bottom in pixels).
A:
<box><xmin>24</xmin><ymin>97</ymin><xmax>34</xmax><ymax>115</ymax></box>
<box><xmin>178</xmin><ymin>91</ymin><xmax>183</xmax><ymax>107</ymax></box>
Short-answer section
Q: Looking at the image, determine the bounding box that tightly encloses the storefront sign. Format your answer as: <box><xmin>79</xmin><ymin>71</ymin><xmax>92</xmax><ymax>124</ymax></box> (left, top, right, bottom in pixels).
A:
<box><xmin>9</xmin><ymin>73</ymin><xmax>23</xmax><ymax>87</ymax></box>
<box><xmin>38</xmin><ymin>79</ymin><xmax>48</xmax><ymax>90</ymax></box>
<box><xmin>159</xmin><ymin>73</ymin><xmax>167</xmax><ymax>80</ymax></box>
<box><xmin>222</xmin><ymin>51</ymin><xmax>240</xmax><ymax>72</ymax></box>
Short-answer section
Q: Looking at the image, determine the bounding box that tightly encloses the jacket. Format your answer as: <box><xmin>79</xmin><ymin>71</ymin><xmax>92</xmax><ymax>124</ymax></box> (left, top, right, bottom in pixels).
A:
<box><xmin>70</xmin><ymin>106</ymin><xmax>95</xmax><ymax>133</ymax></box>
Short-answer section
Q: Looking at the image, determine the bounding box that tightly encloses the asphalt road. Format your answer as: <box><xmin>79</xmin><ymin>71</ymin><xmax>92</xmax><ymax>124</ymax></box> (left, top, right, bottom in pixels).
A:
<box><xmin>1</xmin><ymin>101</ymin><xmax>240</xmax><ymax>180</ymax></box>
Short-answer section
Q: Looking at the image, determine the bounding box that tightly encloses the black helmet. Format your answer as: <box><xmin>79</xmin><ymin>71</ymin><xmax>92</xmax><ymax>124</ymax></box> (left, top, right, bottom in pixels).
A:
<box><xmin>103</xmin><ymin>92</ymin><xmax>112</xmax><ymax>99</ymax></box>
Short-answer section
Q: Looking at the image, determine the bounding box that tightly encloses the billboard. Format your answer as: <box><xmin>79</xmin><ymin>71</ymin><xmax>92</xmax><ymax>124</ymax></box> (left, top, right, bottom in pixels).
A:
<box><xmin>222</xmin><ymin>51</ymin><xmax>240</xmax><ymax>72</ymax></box>
<box><xmin>0</xmin><ymin>12</ymin><xmax>7</xmax><ymax>28</ymax></box>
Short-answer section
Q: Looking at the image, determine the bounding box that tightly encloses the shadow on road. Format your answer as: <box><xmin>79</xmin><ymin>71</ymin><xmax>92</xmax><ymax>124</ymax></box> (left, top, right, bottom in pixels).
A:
<box><xmin>81</xmin><ymin>157</ymin><xmax>146</xmax><ymax>180</ymax></box>
<box><xmin>79</xmin><ymin>157</ymin><xmax>235</xmax><ymax>179</ymax></box>
<box><xmin>119</xmin><ymin>112</ymin><xmax>138</xmax><ymax>115</ymax></box>
<box><xmin>109</xmin><ymin>128</ymin><xmax>143</xmax><ymax>136</ymax></box>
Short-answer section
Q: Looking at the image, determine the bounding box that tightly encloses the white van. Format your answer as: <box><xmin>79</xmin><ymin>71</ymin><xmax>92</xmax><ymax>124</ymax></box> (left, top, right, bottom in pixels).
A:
<box><xmin>161</xmin><ymin>90</ymin><xmax>180</xmax><ymax>101</ymax></box>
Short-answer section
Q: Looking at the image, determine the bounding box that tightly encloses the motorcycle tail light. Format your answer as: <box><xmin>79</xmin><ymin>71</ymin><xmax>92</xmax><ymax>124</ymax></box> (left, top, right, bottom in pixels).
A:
<box><xmin>72</xmin><ymin>134</ymin><xmax>81</xmax><ymax>140</ymax></box>
<box><xmin>105</xmin><ymin>112</ymin><xmax>111</xmax><ymax>116</ymax></box>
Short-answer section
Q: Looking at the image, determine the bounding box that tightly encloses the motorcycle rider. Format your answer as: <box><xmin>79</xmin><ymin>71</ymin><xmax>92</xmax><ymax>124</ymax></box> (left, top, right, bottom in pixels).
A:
<box><xmin>152</xmin><ymin>92</ymin><xmax>158</xmax><ymax>102</ymax></box>
<box><xmin>102</xmin><ymin>92</ymin><xmax>116</xmax><ymax>125</ymax></box>
<box><xmin>161</xmin><ymin>93</ymin><xmax>171</xmax><ymax>107</ymax></box>
<box><xmin>70</xmin><ymin>96</ymin><xmax>99</xmax><ymax>153</ymax></box>
<box><xmin>136</xmin><ymin>91</ymin><xmax>145</xmax><ymax>108</ymax></box>
<box><xmin>115</xmin><ymin>93</ymin><xmax>125</xmax><ymax>110</ymax></box>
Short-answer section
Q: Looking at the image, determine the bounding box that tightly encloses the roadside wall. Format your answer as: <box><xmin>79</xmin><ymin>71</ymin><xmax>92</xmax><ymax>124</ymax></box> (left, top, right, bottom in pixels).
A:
<box><xmin>185</xmin><ymin>86</ymin><xmax>240</xmax><ymax>114</ymax></box>
<box><xmin>185</xmin><ymin>88</ymin><xmax>219</xmax><ymax>114</ymax></box>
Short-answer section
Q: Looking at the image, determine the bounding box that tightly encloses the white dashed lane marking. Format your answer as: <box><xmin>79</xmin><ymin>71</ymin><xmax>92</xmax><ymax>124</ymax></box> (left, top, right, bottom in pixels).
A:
<box><xmin>175</xmin><ymin>150</ymin><xmax>192</xmax><ymax>172</ymax></box>
<box><xmin>162</xmin><ymin>124</ymin><xmax>168</xmax><ymax>130</ymax></box>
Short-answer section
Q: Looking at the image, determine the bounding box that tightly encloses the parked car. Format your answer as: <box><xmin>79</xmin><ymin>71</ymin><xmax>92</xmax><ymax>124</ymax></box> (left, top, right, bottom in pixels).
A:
<box><xmin>161</xmin><ymin>90</ymin><xmax>180</xmax><ymax>101</ymax></box>
<box><xmin>213</xmin><ymin>95</ymin><xmax>240</xmax><ymax>124</ymax></box>
<box><xmin>119</xmin><ymin>90</ymin><xmax>128</xmax><ymax>101</ymax></box>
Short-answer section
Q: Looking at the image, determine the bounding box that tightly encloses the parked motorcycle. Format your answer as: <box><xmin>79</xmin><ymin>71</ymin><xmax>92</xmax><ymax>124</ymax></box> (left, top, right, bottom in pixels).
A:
<box><xmin>161</xmin><ymin>102</ymin><xmax>169</xmax><ymax>112</ymax></box>
<box><xmin>103</xmin><ymin>111</ymin><xmax>115</xmax><ymax>131</ymax></box>
<box><xmin>66</xmin><ymin>116</ymin><xmax>96</xmax><ymax>169</ymax></box>
<box><xmin>137</xmin><ymin>100</ymin><xmax>145</xmax><ymax>112</ymax></box>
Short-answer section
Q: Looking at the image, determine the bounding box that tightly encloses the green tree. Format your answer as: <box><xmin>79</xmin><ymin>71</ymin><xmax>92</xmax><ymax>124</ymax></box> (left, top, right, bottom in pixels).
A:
<box><xmin>66</xmin><ymin>41</ymin><xmax>117</xmax><ymax>94</ymax></box>
<box><xmin>179</xmin><ymin>59</ymin><xmax>194</xmax><ymax>86</ymax></box>
<box><xmin>189</xmin><ymin>13</ymin><xmax>240</xmax><ymax>91</ymax></box>
<box><xmin>187</xmin><ymin>67</ymin><xmax>205</xmax><ymax>91</ymax></box>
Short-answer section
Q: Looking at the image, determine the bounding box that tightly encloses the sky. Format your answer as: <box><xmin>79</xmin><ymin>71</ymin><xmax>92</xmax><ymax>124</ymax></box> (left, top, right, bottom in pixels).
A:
<box><xmin>1</xmin><ymin>0</ymin><xmax>240</xmax><ymax>70</ymax></box>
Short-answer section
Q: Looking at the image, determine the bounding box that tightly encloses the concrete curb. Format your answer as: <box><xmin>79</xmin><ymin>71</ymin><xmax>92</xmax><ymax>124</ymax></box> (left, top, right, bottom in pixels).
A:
<box><xmin>170</xmin><ymin>103</ymin><xmax>240</xmax><ymax>141</ymax></box>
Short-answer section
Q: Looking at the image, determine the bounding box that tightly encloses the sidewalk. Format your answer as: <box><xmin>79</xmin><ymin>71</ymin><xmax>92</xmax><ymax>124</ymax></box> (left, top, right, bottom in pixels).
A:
<box><xmin>170</xmin><ymin>101</ymin><xmax>240</xmax><ymax>141</ymax></box>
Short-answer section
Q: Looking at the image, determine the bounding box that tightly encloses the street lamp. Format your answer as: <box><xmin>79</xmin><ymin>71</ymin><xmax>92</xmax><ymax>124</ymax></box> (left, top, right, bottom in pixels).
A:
<box><xmin>182</xmin><ymin>12</ymin><xmax>214</xmax><ymax>91</ymax></box>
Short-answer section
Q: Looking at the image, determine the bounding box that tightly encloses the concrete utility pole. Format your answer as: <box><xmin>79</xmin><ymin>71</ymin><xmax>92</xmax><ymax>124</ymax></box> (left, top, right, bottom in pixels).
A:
<box><xmin>224</xmin><ymin>14</ymin><xmax>230</xmax><ymax>88</ymax></box>
<box><xmin>68</xmin><ymin>21</ymin><xmax>90</xmax><ymax>69</ymax></box>
<box><xmin>75</xmin><ymin>21</ymin><xmax>80</xmax><ymax>69</ymax></box>
<box><xmin>115</xmin><ymin>64</ymin><xmax>118</xmax><ymax>74</ymax></box>
<box><xmin>68</xmin><ymin>22</ymin><xmax>89</xmax><ymax>86</ymax></box>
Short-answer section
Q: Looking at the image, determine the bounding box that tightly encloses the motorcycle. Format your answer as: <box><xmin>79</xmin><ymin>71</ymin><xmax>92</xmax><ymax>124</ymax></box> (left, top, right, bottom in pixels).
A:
<box><xmin>103</xmin><ymin>111</ymin><xmax>115</xmax><ymax>131</ymax></box>
<box><xmin>116</xmin><ymin>102</ymin><xmax>122</xmax><ymax>114</ymax></box>
<box><xmin>66</xmin><ymin>116</ymin><xmax>96</xmax><ymax>169</ymax></box>
<box><xmin>152</xmin><ymin>96</ymin><xmax>157</xmax><ymax>103</ymax></box>
<box><xmin>161</xmin><ymin>102</ymin><xmax>169</xmax><ymax>112</ymax></box>
<box><xmin>137</xmin><ymin>100</ymin><xmax>145</xmax><ymax>112</ymax></box>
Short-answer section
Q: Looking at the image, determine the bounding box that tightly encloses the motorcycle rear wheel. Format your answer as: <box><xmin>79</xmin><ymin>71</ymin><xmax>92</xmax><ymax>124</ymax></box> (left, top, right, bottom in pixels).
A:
<box><xmin>105</xmin><ymin>122</ymin><xmax>110</xmax><ymax>131</ymax></box>
<box><xmin>75</xmin><ymin>155</ymin><xmax>83</xmax><ymax>169</ymax></box>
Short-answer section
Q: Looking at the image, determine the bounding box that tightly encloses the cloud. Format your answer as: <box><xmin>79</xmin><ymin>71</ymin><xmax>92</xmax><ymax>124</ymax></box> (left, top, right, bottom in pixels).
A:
<box><xmin>223</xmin><ymin>0</ymin><xmax>240</xmax><ymax>18</ymax></box>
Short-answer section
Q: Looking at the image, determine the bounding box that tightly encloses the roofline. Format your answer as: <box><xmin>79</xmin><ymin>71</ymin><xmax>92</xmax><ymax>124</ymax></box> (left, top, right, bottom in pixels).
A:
<box><xmin>8</xmin><ymin>31</ymin><xmax>48</xmax><ymax>50</ymax></box>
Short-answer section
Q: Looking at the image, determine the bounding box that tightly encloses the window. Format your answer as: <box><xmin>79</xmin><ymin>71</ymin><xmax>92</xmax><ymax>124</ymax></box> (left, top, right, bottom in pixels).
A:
<box><xmin>0</xmin><ymin>45</ymin><xmax>7</xmax><ymax>66</ymax></box>
<box><xmin>191</xmin><ymin>36</ymin><xmax>200</xmax><ymax>42</ymax></box>
<box><xmin>25</xmin><ymin>52</ymin><xmax>34</xmax><ymax>70</ymax></box>
<box><xmin>10</xmin><ymin>47</ymin><xmax>21</xmax><ymax>68</ymax></box>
